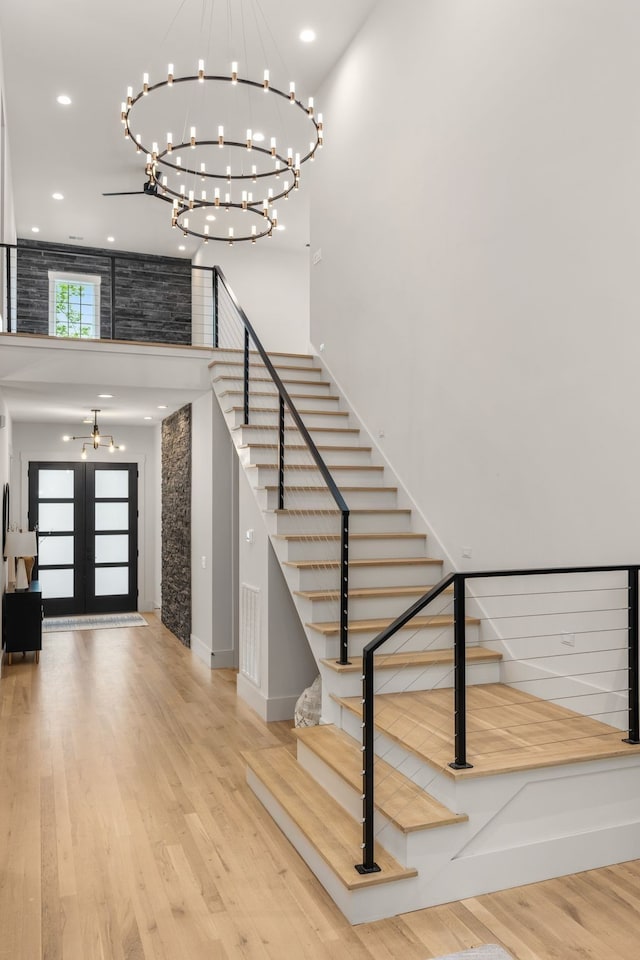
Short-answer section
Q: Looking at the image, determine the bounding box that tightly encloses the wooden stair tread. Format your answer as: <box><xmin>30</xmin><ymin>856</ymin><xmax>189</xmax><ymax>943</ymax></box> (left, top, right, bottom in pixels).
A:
<box><xmin>273</xmin><ymin>508</ymin><xmax>411</xmax><ymax>515</ymax></box>
<box><xmin>308</xmin><ymin>614</ymin><xmax>479</xmax><ymax>636</ymax></box>
<box><xmin>213</xmin><ymin>375</ymin><xmax>332</xmax><ymax>387</ymax></box>
<box><xmin>249</xmin><ymin>463</ymin><xmax>383</xmax><ymax>472</ymax></box>
<box><xmin>211</xmin><ymin>360</ymin><xmax>321</xmax><ymax>373</ymax></box>
<box><xmin>211</xmin><ymin>348</ymin><xmax>314</xmax><ymax>361</ymax></box>
<box><xmin>243</xmin><ymin>746</ymin><xmax>416</xmax><ymax>889</ymax></box>
<box><xmin>239</xmin><ymin>443</ymin><xmax>371</xmax><ymax>453</ymax></box>
<box><xmin>226</xmin><ymin>406</ymin><xmax>350</xmax><ymax>417</ymax></box>
<box><xmin>294</xmin><ymin>724</ymin><xmax>467</xmax><ymax>833</ymax></box>
<box><xmin>277</xmin><ymin>532</ymin><xmax>425</xmax><ymax>542</ymax></box>
<box><xmin>234</xmin><ymin>425</ymin><xmax>360</xmax><ymax>435</ymax></box>
<box><xmin>284</xmin><ymin>556</ymin><xmax>440</xmax><ymax>569</ymax></box>
<box><xmin>265</xmin><ymin>485</ymin><xmax>397</xmax><ymax>494</ymax></box>
<box><xmin>320</xmin><ymin>645</ymin><xmax>502</xmax><ymax>672</ymax></box>
<box><xmin>219</xmin><ymin>390</ymin><xmax>340</xmax><ymax>401</ymax></box>
<box><xmin>333</xmin><ymin>684</ymin><xmax>640</xmax><ymax>779</ymax></box>
<box><xmin>296</xmin><ymin>584</ymin><xmax>447</xmax><ymax>601</ymax></box>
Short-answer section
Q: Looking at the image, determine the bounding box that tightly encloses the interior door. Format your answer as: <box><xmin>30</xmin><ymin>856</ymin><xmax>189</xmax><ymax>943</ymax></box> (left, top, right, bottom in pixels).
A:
<box><xmin>28</xmin><ymin>461</ymin><xmax>138</xmax><ymax>616</ymax></box>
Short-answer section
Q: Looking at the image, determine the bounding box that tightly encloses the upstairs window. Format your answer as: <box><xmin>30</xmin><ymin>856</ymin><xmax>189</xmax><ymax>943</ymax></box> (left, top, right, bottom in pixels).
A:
<box><xmin>48</xmin><ymin>271</ymin><xmax>101</xmax><ymax>338</ymax></box>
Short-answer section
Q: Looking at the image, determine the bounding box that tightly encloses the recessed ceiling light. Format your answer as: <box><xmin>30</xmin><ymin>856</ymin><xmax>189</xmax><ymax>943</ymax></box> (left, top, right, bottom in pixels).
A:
<box><xmin>253</xmin><ymin>131</ymin><xmax>265</xmax><ymax>142</ymax></box>
<box><xmin>276</xmin><ymin>224</ymin><xmax>286</xmax><ymax>231</ymax></box>
<box><xmin>82</xmin><ymin>418</ymin><xmax>93</xmax><ymax>424</ymax></box>
<box><xmin>52</xmin><ymin>192</ymin><xmax>64</xmax><ymax>200</ymax></box>
<box><xmin>31</xmin><ymin>226</ymin><xmax>40</xmax><ymax>233</ymax></box>
<box><xmin>205</xmin><ymin>215</ymin><xmax>216</xmax><ymax>222</ymax></box>
<box><xmin>157</xmin><ymin>405</ymin><xmax>168</xmax><ymax>410</ymax></box>
<box><xmin>143</xmin><ymin>416</ymin><xmax>153</xmax><ymax>420</ymax></box>
<box><xmin>107</xmin><ymin>236</ymin><xmax>115</xmax><ymax>243</ymax></box>
<box><xmin>178</xmin><ymin>245</ymin><xmax>186</xmax><ymax>251</ymax></box>
<box><xmin>57</xmin><ymin>94</ymin><xmax>72</xmax><ymax>105</ymax></box>
<box><xmin>98</xmin><ymin>393</ymin><xmax>113</xmax><ymax>398</ymax></box>
<box><xmin>299</xmin><ymin>28</ymin><xmax>316</xmax><ymax>42</ymax></box>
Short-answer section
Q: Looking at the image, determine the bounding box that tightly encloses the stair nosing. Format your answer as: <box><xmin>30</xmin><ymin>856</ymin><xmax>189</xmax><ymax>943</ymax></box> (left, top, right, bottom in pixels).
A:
<box><xmin>319</xmin><ymin>646</ymin><xmax>502</xmax><ymax>672</ymax></box>
<box><xmin>307</xmin><ymin>614</ymin><xmax>480</xmax><ymax>635</ymax></box>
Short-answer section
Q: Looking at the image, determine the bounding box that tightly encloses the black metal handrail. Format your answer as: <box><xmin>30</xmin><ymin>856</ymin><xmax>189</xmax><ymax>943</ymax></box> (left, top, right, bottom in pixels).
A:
<box><xmin>356</xmin><ymin>563</ymin><xmax>640</xmax><ymax>873</ymax></box>
<box><xmin>212</xmin><ymin>266</ymin><xmax>351</xmax><ymax>664</ymax></box>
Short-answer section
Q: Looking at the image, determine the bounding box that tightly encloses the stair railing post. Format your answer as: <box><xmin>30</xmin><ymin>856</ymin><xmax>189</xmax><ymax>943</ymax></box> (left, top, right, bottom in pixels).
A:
<box><xmin>339</xmin><ymin>509</ymin><xmax>350</xmax><ymax>666</ymax></box>
<box><xmin>278</xmin><ymin>396</ymin><xmax>285</xmax><ymax>511</ymax></box>
<box><xmin>355</xmin><ymin>645</ymin><xmax>381</xmax><ymax>875</ymax></box>
<box><xmin>624</xmin><ymin>565</ymin><xmax>640</xmax><ymax>744</ymax></box>
<box><xmin>213</xmin><ymin>268</ymin><xmax>219</xmax><ymax>348</ymax></box>
<box><xmin>450</xmin><ymin>574</ymin><xmax>473</xmax><ymax>770</ymax></box>
<box><xmin>243</xmin><ymin>327</ymin><xmax>250</xmax><ymax>425</ymax></box>
<box><xmin>6</xmin><ymin>245</ymin><xmax>12</xmax><ymax>334</ymax></box>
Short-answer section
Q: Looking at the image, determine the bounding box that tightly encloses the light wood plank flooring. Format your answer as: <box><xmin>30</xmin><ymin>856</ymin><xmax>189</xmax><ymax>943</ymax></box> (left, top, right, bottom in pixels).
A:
<box><xmin>2</xmin><ymin>614</ymin><xmax>640</xmax><ymax>959</ymax></box>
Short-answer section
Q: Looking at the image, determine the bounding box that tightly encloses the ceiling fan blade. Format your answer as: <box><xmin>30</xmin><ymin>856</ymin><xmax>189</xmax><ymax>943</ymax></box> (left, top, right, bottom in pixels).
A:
<box><xmin>102</xmin><ymin>190</ymin><xmax>147</xmax><ymax>196</ymax></box>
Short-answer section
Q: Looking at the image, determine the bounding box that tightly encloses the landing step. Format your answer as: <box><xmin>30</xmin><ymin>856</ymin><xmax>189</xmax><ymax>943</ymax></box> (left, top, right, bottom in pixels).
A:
<box><xmin>308</xmin><ymin>614</ymin><xmax>480</xmax><ymax>636</ymax></box>
<box><xmin>285</xmin><ymin>556</ymin><xmax>440</xmax><ymax>571</ymax></box>
<box><xmin>296</xmin><ymin>584</ymin><xmax>447</xmax><ymax>601</ymax></box>
<box><xmin>334</xmin><ymin>684</ymin><xmax>640</xmax><ymax>779</ymax></box>
<box><xmin>243</xmin><ymin>746</ymin><xmax>416</xmax><ymax>889</ymax></box>
<box><xmin>320</xmin><ymin>645</ymin><xmax>502</xmax><ymax>673</ymax></box>
<box><xmin>294</xmin><ymin>725</ymin><xmax>467</xmax><ymax>832</ymax></box>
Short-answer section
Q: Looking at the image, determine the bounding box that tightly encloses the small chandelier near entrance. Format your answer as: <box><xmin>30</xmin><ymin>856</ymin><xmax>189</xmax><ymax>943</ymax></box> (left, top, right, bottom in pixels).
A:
<box><xmin>62</xmin><ymin>410</ymin><xmax>125</xmax><ymax>459</ymax></box>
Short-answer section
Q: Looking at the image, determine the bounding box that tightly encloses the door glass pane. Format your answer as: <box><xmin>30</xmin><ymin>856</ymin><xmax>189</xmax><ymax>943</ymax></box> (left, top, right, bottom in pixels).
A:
<box><xmin>40</xmin><ymin>568</ymin><xmax>74</xmax><ymax>599</ymax></box>
<box><xmin>95</xmin><ymin>470</ymin><xmax>129</xmax><ymax>499</ymax></box>
<box><xmin>39</xmin><ymin>535</ymin><xmax>74</xmax><ymax>566</ymax></box>
<box><xmin>95</xmin><ymin>566</ymin><xmax>128</xmax><ymax>596</ymax></box>
<box><xmin>38</xmin><ymin>469</ymin><xmax>74</xmax><ymax>499</ymax></box>
<box><xmin>39</xmin><ymin>502</ymin><xmax>74</xmax><ymax>532</ymax></box>
<box><xmin>95</xmin><ymin>534</ymin><xmax>128</xmax><ymax>564</ymax></box>
<box><xmin>95</xmin><ymin>502</ymin><xmax>128</xmax><ymax>531</ymax></box>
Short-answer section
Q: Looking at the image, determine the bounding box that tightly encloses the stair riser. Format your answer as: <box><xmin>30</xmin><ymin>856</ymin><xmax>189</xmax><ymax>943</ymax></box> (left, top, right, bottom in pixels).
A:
<box><xmin>248</xmin><ymin>465</ymin><xmax>385</xmax><ymax>489</ymax></box>
<box><xmin>285</xmin><ymin>561</ymin><xmax>438</xmax><ymax>592</ymax></box>
<box><xmin>273</xmin><ymin>536</ymin><xmax>427</xmax><ymax>563</ymax></box>
<box><xmin>211</xmin><ymin>361</ymin><xmax>325</xmax><ymax>380</ymax></box>
<box><xmin>296</xmin><ymin>591</ymin><xmax>443</xmax><ymax>622</ymax></box>
<box><xmin>240</xmin><ymin>446</ymin><xmax>373</xmax><ymax>467</ymax></box>
<box><xmin>257</xmin><ymin>487</ymin><xmax>399</xmax><ymax>511</ymax></box>
<box><xmin>210</xmin><ymin>350</ymin><xmax>318</xmax><ymax>369</ymax></box>
<box><xmin>266</xmin><ymin>510</ymin><xmax>414</xmax><ymax>535</ymax></box>
<box><xmin>318</xmin><ymin>627</ymin><xmax>486</xmax><ymax>659</ymax></box>
<box><xmin>214</xmin><ymin>377</ymin><xmax>335</xmax><ymax>397</ymax></box>
<box><xmin>234</xmin><ymin>426</ymin><xmax>362</xmax><ymax>447</ymax></box>
<box><xmin>227</xmin><ymin>408</ymin><xmax>350</xmax><ymax>429</ymax></box>
<box><xmin>217</xmin><ymin>390</ymin><xmax>341</xmax><ymax>412</ymax></box>
<box><xmin>320</xmin><ymin>660</ymin><xmax>501</xmax><ymax>700</ymax></box>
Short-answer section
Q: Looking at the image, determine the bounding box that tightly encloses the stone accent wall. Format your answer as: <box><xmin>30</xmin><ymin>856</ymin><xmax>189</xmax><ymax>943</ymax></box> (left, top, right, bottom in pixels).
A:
<box><xmin>16</xmin><ymin>239</ymin><xmax>191</xmax><ymax>344</ymax></box>
<box><xmin>161</xmin><ymin>405</ymin><xmax>192</xmax><ymax>646</ymax></box>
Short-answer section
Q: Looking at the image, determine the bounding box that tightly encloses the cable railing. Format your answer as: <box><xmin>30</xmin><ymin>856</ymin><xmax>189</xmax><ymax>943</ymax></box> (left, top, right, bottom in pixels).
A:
<box><xmin>211</xmin><ymin>265</ymin><xmax>351</xmax><ymax>665</ymax></box>
<box><xmin>356</xmin><ymin>563</ymin><xmax>640</xmax><ymax>874</ymax></box>
<box><xmin>0</xmin><ymin>243</ymin><xmax>17</xmax><ymax>332</ymax></box>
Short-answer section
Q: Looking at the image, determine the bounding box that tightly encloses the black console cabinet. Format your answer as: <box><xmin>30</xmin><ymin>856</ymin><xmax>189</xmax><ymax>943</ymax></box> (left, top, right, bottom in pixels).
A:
<box><xmin>3</xmin><ymin>580</ymin><xmax>42</xmax><ymax>664</ymax></box>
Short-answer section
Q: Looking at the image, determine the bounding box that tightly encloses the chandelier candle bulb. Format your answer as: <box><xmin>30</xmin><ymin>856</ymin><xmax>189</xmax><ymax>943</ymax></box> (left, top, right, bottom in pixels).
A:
<box><xmin>167</xmin><ymin>133</ymin><xmax>173</xmax><ymax>152</ymax></box>
<box><xmin>263</xmin><ymin>69</ymin><xmax>269</xmax><ymax>90</ymax></box>
<box><xmin>168</xmin><ymin>63</ymin><xmax>174</xmax><ymax>85</ymax></box>
<box><xmin>246</xmin><ymin>129</ymin><xmax>252</xmax><ymax>149</ymax></box>
<box><xmin>190</xmin><ymin>126</ymin><xmax>196</xmax><ymax>147</ymax></box>
<box><xmin>120</xmin><ymin>102</ymin><xmax>127</xmax><ymax>122</ymax></box>
<box><xmin>231</xmin><ymin>61</ymin><xmax>238</xmax><ymax>83</ymax></box>
<box><xmin>135</xmin><ymin>134</ymin><xmax>142</xmax><ymax>152</ymax></box>
<box><xmin>214</xmin><ymin>188</ymin><xmax>220</xmax><ymax>206</ymax></box>
<box><xmin>201</xmin><ymin>189</ymin><xmax>207</xmax><ymax>201</ymax></box>
<box><xmin>152</xmin><ymin>142</ymin><xmax>158</xmax><ymax>160</ymax></box>
<box><xmin>127</xmin><ymin>86</ymin><xmax>133</xmax><ymax>106</ymax></box>
<box><xmin>162</xmin><ymin>176</ymin><xmax>168</xmax><ymax>188</ymax></box>
<box><xmin>262</xmin><ymin>199</ymin><xmax>269</xmax><ymax>216</ymax></box>
<box><xmin>287</xmin><ymin>148</ymin><xmax>293</xmax><ymax>167</ymax></box>
<box><xmin>188</xmin><ymin>189</ymin><xmax>194</xmax><ymax>208</ymax></box>
<box><xmin>218</xmin><ymin>125</ymin><xmax>224</xmax><ymax>146</ymax></box>
<box><xmin>252</xmin><ymin>165</ymin><xmax>257</xmax><ymax>182</ymax></box>
<box><xmin>308</xmin><ymin>97</ymin><xmax>314</xmax><ymax>116</ymax></box>
<box><xmin>226</xmin><ymin>165</ymin><xmax>231</xmax><ymax>182</ymax></box>
<box><xmin>242</xmin><ymin>191</ymin><xmax>248</xmax><ymax>209</ymax></box>
<box><xmin>251</xmin><ymin>225</ymin><xmax>257</xmax><ymax>241</ymax></box>
<box><xmin>183</xmin><ymin>217</ymin><xmax>189</xmax><ymax>236</ymax></box>
<box><xmin>143</xmin><ymin>72</ymin><xmax>149</xmax><ymax>94</ymax></box>
<box><xmin>289</xmin><ymin>81</ymin><xmax>295</xmax><ymax>102</ymax></box>
<box><xmin>198</xmin><ymin>59</ymin><xmax>205</xmax><ymax>81</ymax></box>
<box><xmin>270</xmin><ymin>136</ymin><xmax>276</xmax><ymax>156</ymax></box>
<box><xmin>272</xmin><ymin>209</ymin><xmax>278</xmax><ymax>227</ymax></box>
<box><xmin>225</xmin><ymin>192</ymin><xmax>231</xmax><ymax>205</ymax></box>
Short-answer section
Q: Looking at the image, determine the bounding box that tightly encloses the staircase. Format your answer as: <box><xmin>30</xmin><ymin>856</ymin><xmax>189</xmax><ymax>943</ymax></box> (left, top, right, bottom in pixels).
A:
<box><xmin>210</xmin><ymin>346</ymin><xmax>640</xmax><ymax>925</ymax></box>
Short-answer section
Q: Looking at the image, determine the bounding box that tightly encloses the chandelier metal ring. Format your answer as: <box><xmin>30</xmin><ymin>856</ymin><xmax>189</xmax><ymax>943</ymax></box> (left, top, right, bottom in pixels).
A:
<box><xmin>174</xmin><ymin>202</ymin><xmax>275</xmax><ymax>244</ymax></box>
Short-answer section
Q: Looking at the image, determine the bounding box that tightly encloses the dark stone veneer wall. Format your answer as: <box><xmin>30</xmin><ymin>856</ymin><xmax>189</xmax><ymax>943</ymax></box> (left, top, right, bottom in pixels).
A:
<box><xmin>161</xmin><ymin>405</ymin><xmax>192</xmax><ymax>646</ymax></box>
<box><xmin>16</xmin><ymin>239</ymin><xmax>192</xmax><ymax>343</ymax></box>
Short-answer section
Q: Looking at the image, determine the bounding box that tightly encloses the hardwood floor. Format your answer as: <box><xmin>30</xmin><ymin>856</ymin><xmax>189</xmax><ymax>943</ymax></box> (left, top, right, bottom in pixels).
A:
<box><xmin>2</xmin><ymin>614</ymin><xmax>640</xmax><ymax>959</ymax></box>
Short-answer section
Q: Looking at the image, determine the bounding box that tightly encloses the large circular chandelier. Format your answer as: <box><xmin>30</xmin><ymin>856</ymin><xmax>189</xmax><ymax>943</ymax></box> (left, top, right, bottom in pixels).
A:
<box><xmin>120</xmin><ymin>9</ymin><xmax>324</xmax><ymax>245</ymax></box>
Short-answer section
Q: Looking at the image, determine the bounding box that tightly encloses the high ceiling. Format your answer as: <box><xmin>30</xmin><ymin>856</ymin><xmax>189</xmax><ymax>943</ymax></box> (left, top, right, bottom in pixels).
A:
<box><xmin>0</xmin><ymin>0</ymin><xmax>376</xmax><ymax>427</ymax></box>
<box><xmin>0</xmin><ymin>0</ymin><xmax>376</xmax><ymax>259</ymax></box>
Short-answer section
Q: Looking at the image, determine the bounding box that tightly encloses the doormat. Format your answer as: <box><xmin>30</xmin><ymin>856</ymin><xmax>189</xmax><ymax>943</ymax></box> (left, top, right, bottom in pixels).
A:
<box><xmin>43</xmin><ymin>613</ymin><xmax>148</xmax><ymax>633</ymax></box>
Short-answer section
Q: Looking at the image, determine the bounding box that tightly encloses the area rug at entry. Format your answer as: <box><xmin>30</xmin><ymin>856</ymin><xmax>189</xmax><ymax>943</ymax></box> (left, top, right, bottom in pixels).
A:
<box><xmin>431</xmin><ymin>947</ymin><xmax>514</xmax><ymax>960</ymax></box>
<box><xmin>43</xmin><ymin>613</ymin><xmax>148</xmax><ymax>632</ymax></box>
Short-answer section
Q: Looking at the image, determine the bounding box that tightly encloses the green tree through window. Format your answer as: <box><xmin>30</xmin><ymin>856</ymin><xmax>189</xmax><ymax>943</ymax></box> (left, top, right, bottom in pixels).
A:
<box><xmin>48</xmin><ymin>273</ymin><xmax>100</xmax><ymax>338</ymax></box>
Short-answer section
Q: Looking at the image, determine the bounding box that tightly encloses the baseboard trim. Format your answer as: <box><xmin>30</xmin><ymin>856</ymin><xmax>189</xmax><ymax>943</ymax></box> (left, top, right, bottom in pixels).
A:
<box><xmin>236</xmin><ymin>673</ymin><xmax>298</xmax><ymax>721</ymax></box>
<box><xmin>190</xmin><ymin>634</ymin><xmax>237</xmax><ymax>669</ymax></box>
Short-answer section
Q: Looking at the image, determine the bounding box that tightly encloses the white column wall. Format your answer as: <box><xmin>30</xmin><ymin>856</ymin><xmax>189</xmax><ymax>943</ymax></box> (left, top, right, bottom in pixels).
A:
<box><xmin>311</xmin><ymin>0</ymin><xmax>640</xmax><ymax>570</ymax></box>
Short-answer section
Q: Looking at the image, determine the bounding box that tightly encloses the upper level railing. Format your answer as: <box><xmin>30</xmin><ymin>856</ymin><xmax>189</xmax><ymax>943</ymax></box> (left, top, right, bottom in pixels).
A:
<box><xmin>357</xmin><ymin>563</ymin><xmax>640</xmax><ymax>874</ymax></box>
<box><xmin>211</xmin><ymin>266</ymin><xmax>351</xmax><ymax>664</ymax></box>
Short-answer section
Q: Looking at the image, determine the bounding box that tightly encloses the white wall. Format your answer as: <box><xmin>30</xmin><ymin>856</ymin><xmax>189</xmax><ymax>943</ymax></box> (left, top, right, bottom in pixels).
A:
<box><xmin>11</xmin><ymin>421</ymin><xmax>159</xmax><ymax>611</ymax></box>
<box><xmin>311</xmin><ymin>0</ymin><xmax>640</xmax><ymax>571</ymax></box>
<box><xmin>190</xmin><ymin>391</ymin><xmax>238</xmax><ymax>668</ymax></box>
<box><xmin>194</xmin><ymin>243</ymin><xmax>311</xmax><ymax>353</ymax></box>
